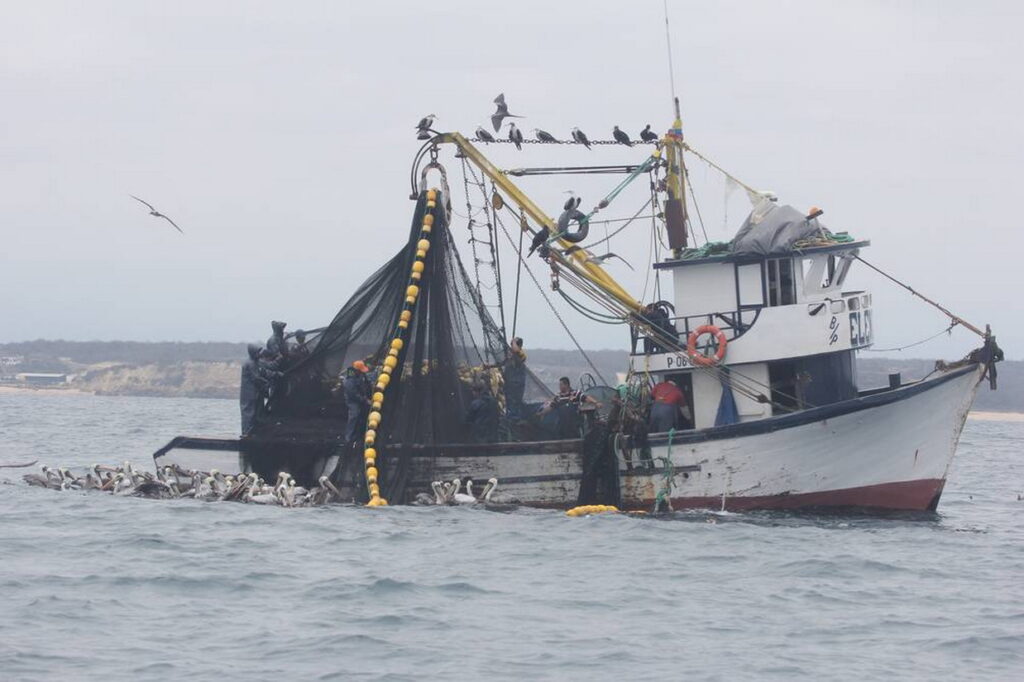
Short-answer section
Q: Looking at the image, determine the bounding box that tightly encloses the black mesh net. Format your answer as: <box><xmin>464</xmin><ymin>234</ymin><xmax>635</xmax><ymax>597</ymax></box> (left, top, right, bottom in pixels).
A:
<box><xmin>249</xmin><ymin>190</ymin><xmax>552</xmax><ymax>500</ymax></box>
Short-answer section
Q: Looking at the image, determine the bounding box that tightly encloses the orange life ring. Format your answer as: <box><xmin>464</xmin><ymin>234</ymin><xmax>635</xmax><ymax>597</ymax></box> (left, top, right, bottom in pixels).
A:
<box><xmin>687</xmin><ymin>325</ymin><xmax>727</xmax><ymax>366</ymax></box>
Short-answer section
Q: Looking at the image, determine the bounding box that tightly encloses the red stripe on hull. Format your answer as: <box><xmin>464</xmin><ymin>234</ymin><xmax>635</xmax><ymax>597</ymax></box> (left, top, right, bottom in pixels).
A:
<box><xmin>638</xmin><ymin>478</ymin><xmax>947</xmax><ymax>512</ymax></box>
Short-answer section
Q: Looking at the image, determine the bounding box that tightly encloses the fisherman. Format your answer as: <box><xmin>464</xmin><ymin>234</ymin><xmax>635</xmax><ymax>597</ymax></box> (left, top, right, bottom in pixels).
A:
<box><xmin>641</xmin><ymin>303</ymin><xmax>675</xmax><ymax>354</ymax></box>
<box><xmin>290</xmin><ymin>329</ymin><xmax>310</xmax><ymax>365</ymax></box>
<box><xmin>343</xmin><ymin>360</ymin><xmax>373</xmax><ymax>444</ymax></box>
<box><xmin>541</xmin><ymin>376</ymin><xmax>597</xmax><ymax>438</ymax></box>
<box><xmin>239</xmin><ymin>344</ymin><xmax>280</xmax><ymax>435</ymax></box>
<box><xmin>266</xmin><ymin>320</ymin><xmax>289</xmax><ymax>362</ymax></box>
<box><xmin>649</xmin><ymin>378</ymin><xmax>690</xmax><ymax>433</ymax></box>
<box><xmin>503</xmin><ymin>337</ymin><xmax>527</xmax><ymax>419</ymax></box>
<box><xmin>465</xmin><ymin>384</ymin><xmax>499</xmax><ymax>443</ymax></box>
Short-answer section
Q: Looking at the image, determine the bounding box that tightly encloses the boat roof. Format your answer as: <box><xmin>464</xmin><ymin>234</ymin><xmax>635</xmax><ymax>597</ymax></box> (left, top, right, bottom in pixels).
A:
<box><xmin>654</xmin><ymin>239</ymin><xmax>871</xmax><ymax>269</ymax></box>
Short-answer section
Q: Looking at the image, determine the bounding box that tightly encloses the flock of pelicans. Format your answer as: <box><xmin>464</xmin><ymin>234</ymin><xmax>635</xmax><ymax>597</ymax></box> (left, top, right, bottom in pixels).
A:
<box><xmin>18</xmin><ymin>462</ymin><xmax>512</xmax><ymax>509</ymax></box>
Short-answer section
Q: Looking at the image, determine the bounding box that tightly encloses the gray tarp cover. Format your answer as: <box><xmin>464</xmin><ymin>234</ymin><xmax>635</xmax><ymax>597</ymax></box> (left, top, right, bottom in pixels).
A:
<box><xmin>731</xmin><ymin>203</ymin><xmax>826</xmax><ymax>257</ymax></box>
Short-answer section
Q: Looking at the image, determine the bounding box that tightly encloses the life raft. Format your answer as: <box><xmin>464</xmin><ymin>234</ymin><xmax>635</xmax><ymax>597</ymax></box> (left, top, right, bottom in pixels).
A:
<box><xmin>687</xmin><ymin>324</ymin><xmax>727</xmax><ymax>366</ymax></box>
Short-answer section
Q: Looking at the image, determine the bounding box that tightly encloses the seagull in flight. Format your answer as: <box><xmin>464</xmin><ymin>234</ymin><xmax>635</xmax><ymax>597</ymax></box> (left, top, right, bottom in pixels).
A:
<box><xmin>491</xmin><ymin>93</ymin><xmax>523</xmax><ymax>132</ymax></box>
<box><xmin>586</xmin><ymin>252</ymin><xmax>633</xmax><ymax>270</ymax></box>
<box><xmin>129</xmin><ymin>195</ymin><xmax>183</xmax><ymax>234</ymax></box>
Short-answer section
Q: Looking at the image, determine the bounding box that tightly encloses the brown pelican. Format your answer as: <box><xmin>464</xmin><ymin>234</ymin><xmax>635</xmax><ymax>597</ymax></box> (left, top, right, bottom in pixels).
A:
<box><xmin>129</xmin><ymin>195</ymin><xmax>184</xmax><ymax>234</ymax></box>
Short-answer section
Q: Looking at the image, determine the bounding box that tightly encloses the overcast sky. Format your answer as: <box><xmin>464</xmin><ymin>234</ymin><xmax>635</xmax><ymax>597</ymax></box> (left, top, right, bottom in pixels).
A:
<box><xmin>3</xmin><ymin>1</ymin><xmax>1021</xmax><ymax>361</ymax></box>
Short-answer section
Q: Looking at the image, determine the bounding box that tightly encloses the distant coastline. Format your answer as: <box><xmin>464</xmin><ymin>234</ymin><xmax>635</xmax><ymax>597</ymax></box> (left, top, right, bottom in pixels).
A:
<box><xmin>1</xmin><ymin>340</ymin><xmax>1021</xmax><ymax>412</ymax></box>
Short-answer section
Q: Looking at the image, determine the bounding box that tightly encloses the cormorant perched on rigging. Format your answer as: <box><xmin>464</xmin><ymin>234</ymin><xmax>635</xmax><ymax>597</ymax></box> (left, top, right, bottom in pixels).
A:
<box><xmin>612</xmin><ymin>126</ymin><xmax>633</xmax><ymax>146</ymax></box>
<box><xmin>508</xmin><ymin>122</ymin><xmax>524</xmax><ymax>150</ymax></box>
<box><xmin>475</xmin><ymin>126</ymin><xmax>495</xmax><ymax>142</ymax></box>
<box><xmin>571</xmin><ymin>127</ymin><xmax>591</xmax><ymax>149</ymax></box>
<box><xmin>527</xmin><ymin>227</ymin><xmax>550</xmax><ymax>256</ymax></box>
<box><xmin>416</xmin><ymin>114</ymin><xmax>436</xmax><ymax>140</ymax></box>
<box><xmin>533</xmin><ymin>128</ymin><xmax>556</xmax><ymax>143</ymax></box>
<box><xmin>640</xmin><ymin>124</ymin><xmax>658</xmax><ymax>142</ymax></box>
<box><xmin>491</xmin><ymin>93</ymin><xmax>523</xmax><ymax>132</ymax></box>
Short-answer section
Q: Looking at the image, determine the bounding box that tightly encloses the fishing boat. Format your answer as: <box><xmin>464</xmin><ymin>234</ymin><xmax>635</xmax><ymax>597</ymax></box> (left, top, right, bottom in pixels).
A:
<box><xmin>154</xmin><ymin>100</ymin><xmax>1002</xmax><ymax>512</ymax></box>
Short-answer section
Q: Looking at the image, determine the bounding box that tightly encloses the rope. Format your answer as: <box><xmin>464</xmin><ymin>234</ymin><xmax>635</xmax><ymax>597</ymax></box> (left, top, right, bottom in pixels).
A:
<box><xmin>578</xmin><ymin>195</ymin><xmax>654</xmax><ymax>251</ymax></box>
<box><xmin>863</xmin><ymin>322</ymin><xmax>957</xmax><ymax>353</ymax></box>
<box><xmin>494</xmin><ymin>210</ymin><xmax>610</xmax><ymax>385</ymax></box>
<box><xmin>511</xmin><ymin>208</ymin><xmax>525</xmax><ymax>340</ymax></box>
<box><xmin>854</xmin><ymin>255</ymin><xmax>985</xmax><ymax>338</ymax></box>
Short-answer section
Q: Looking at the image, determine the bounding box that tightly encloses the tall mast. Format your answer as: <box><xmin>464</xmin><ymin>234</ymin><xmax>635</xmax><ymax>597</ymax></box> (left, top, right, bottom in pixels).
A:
<box><xmin>664</xmin><ymin>96</ymin><xmax>689</xmax><ymax>252</ymax></box>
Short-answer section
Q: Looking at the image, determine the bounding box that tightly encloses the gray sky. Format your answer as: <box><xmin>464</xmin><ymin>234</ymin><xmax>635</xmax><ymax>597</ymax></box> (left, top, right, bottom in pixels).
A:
<box><xmin>3</xmin><ymin>1</ymin><xmax>1021</xmax><ymax>360</ymax></box>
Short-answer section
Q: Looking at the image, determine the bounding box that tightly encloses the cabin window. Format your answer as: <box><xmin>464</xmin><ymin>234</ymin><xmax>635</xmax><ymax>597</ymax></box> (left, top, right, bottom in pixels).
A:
<box><xmin>767</xmin><ymin>258</ymin><xmax>796</xmax><ymax>306</ymax></box>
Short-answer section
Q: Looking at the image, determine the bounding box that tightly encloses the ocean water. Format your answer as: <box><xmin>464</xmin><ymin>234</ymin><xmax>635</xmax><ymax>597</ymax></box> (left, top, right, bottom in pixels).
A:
<box><xmin>1</xmin><ymin>393</ymin><xmax>1022</xmax><ymax>681</ymax></box>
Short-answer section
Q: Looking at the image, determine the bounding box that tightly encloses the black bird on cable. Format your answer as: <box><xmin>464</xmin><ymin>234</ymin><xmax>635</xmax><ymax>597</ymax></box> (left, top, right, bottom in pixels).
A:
<box><xmin>475</xmin><ymin>126</ymin><xmax>496</xmax><ymax>143</ymax></box>
<box><xmin>416</xmin><ymin>114</ymin><xmax>437</xmax><ymax>140</ymax></box>
<box><xmin>491</xmin><ymin>93</ymin><xmax>523</xmax><ymax>132</ymax></box>
<box><xmin>527</xmin><ymin>227</ymin><xmax>550</xmax><ymax>256</ymax></box>
<box><xmin>571</xmin><ymin>127</ymin><xmax>591</xmax><ymax>149</ymax></box>
<box><xmin>508</xmin><ymin>122</ymin><xmax>524</xmax><ymax>150</ymax></box>
<box><xmin>533</xmin><ymin>128</ymin><xmax>556</xmax><ymax>143</ymax></box>
<box><xmin>639</xmin><ymin>124</ymin><xmax>658</xmax><ymax>143</ymax></box>
<box><xmin>612</xmin><ymin>126</ymin><xmax>633</xmax><ymax>146</ymax></box>
<box><xmin>129</xmin><ymin>195</ymin><xmax>183</xmax><ymax>234</ymax></box>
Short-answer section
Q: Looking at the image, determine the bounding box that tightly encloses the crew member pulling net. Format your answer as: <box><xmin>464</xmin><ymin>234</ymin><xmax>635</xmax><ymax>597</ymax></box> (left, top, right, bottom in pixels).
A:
<box><xmin>246</xmin><ymin>190</ymin><xmax>550</xmax><ymax>502</ymax></box>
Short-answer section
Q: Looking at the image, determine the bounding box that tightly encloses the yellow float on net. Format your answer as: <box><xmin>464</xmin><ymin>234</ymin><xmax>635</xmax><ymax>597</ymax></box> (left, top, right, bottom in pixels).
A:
<box><xmin>365</xmin><ymin>448</ymin><xmax>376</xmax><ymax>460</ymax></box>
<box><xmin>411</xmin><ymin>263</ymin><xmax>424</xmax><ymax>276</ymax></box>
<box><xmin>423</xmin><ymin>214</ymin><xmax>434</xmax><ymax>227</ymax></box>
<box><xmin>417</xmin><ymin>239</ymin><xmax>430</xmax><ymax>252</ymax></box>
<box><xmin>367</xmin><ymin>497</ymin><xmax>388</xmax><ymax>506</ymax></box>
<box><xmin>406</xmin><ymin>285</ymin><xmax>419</xmax><ymax>298</ymax></box>
<box><xmin>381</xmin><ymin>365</ymin><xmax>393</xmax><ymax>376</ymax></box>
<box><xmin>390</xmin><ymin>339</ymin><xmax>404</xmax><ymax>351</ymax></box>
<box><xmin>378</xmin><ymin>373</ymin><xmax>391</xmax><ymax>386</ymax></box>
<box><xmin>383</xmin><ymin>356</ymin><xmax>397</xmax><ymax>370</ymax></box>
<box><xmin>369</xmin><ymin>483</ymin><xmax>380</xmax><ymax>496</ymax></box>
<box><xmin>426</xmin><ymin>189</ymin><xmax>437</xmax><ymax>200</ymax></box>
<box><xmin>409</xmin><ymin>273</ymin><xmax>421</xmax><ymax>282</ymax></box>
<box><xmin>565</xmin><ymin>504</ymin><xmax>620</xmax><ymax>517</ymax></box>
<box><xmin>366</xmin><ymin>466</ymin><xmax>378</xmax><ymax>481</ymax></box>
<box><xmin>388</xmin><ymin>348</ymin><xmax>400</xmax><ymax>358</ymax></box>
<box><xmin>416</xmin><ymin>249</ymin><xmax>426</xmax><ymax>259</ymax></box>
<box><xmin>405</xmin><ymin>296</ymin><xmax>415</xmax><ymax>305</ymax></box>
<box><xmin>400</xmin><ymin>310</ymin><xmax>412</xmax><ymax>322</ymax></box>
<box><xmin>371</xmin><ymin>401</ymin><xmax>382</xmax><ymax>411</ymax></box>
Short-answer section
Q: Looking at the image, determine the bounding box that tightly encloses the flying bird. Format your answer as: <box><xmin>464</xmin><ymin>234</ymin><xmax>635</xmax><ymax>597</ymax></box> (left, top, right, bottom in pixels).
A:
<box><xmin>533</xmin><ymin>128</ymin><xmax>556</xmax><ymax>143</ymax></box>
<box><xmin>612</xmin><ymin>126</ymin><xmax>633</xmax><ymax>146</ymax></box>
<box><xmin>640</xmin><ymin>124</ymin><xmax>658</xmax><ymax>142</ymax></box>
<box><xmin>129</xmin><ymin>195</ymin><xmax>183</xmax><ymax>234</ymax></box>
<box><xmin>571</xmin><ymin>127</ymin><xmax>591</xmax><ymax>149</ymax></box>
<box><xmin>475</xmin><ymin>126</ymin><xmax>495</xmax><ymax>142</ymax></box>
<box><xmin>508</xmin><ymin>122</ymin><xmax>524</xmax><ymax>150</ymax></box>
<box><xmin>586</xmin><ymin>252</ymin><xmax>634</xmax><ymax>270</ymax></box>
<box><xmin>491</xmin><ymin>93</ymin><xmax>523</xmax><ymax>132</ymax></box>
<box><xmin>416</xmin><ymin>114</ymin><xmax>437</xmax><ymax>140</ymax></box>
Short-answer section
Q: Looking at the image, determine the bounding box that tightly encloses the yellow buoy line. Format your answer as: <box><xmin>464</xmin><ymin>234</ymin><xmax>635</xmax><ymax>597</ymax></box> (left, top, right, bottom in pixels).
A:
<box><xmin>565</xmin><ymin>504</ymin><xmax>620</xmax><ymax>517</ymax></box>
<box><xmin>363</xmin><ymin>188</ymin><xmax>439</xmax><ymax>507</ymax></box>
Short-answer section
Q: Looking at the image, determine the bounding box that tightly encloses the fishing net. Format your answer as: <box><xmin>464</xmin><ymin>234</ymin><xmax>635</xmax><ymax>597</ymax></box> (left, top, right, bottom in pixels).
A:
<box><xmin>248</xmin><ymin>191</ymin><xmax>552</xmax><ymax>499</ymax></box>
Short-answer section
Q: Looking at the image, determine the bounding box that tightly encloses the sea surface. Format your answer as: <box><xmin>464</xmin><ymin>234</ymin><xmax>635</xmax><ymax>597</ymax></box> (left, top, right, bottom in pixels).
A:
<box><xmin>1</xmin><ymin>392</ymin><xmax>1022</xmax><ymax>681</ymax></box>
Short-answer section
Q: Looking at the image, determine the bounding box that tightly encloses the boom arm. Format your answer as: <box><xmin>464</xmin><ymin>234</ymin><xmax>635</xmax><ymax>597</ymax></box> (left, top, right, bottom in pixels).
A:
<box><xmin>436</xmin><ymin>132</ymin><xmax>642</xmax><ymax>313</ymax></box>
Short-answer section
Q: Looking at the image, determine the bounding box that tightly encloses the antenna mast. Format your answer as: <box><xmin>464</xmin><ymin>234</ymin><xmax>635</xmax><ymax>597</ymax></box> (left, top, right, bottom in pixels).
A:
<box><xmin>663</xmin><ymin>1</ymin><xmax>689</xmax><ymax>251</ymax></box>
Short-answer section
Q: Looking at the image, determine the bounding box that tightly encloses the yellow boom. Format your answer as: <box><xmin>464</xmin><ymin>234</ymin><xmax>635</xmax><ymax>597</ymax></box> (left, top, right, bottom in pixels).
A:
<box><xmin>435</xmin><ymin>132</ymin><xmax>642</xmax><ymax>314</ymax></box>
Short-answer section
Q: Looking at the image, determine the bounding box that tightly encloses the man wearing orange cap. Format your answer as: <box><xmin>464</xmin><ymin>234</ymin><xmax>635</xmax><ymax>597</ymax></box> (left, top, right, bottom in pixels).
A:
<box><xmin>344</xmin><ymin>360</ymin><xmax>373</xmax><ymax>444</ymax></box>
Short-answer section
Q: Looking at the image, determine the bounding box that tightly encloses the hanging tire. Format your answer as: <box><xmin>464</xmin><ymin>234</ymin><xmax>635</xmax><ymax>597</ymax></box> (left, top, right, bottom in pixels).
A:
<box><xmin>557</xmin><ymin>208</ymin><xmax>590</xmax><ymax>243</ymax></box>
<box><xmin>687</xmin><ymin>325</ymin><xmax>727</xmax><ymax>366</ymax></box>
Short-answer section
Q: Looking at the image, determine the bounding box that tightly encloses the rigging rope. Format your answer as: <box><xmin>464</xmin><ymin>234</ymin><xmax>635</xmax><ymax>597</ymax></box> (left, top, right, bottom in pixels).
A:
<box><xmin>863</xmin><ymin>322</ymin><xmax>957</xmax><ymax>353</ymax></box>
